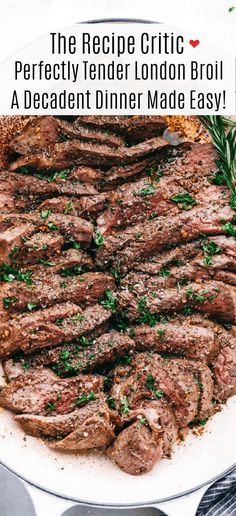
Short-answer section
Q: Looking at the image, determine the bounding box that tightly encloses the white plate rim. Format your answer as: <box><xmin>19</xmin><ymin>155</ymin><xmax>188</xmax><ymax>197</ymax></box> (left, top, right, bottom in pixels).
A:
<box><xmin>0</xmin><ymin>457</ymin><xmax>235</xmax><ymax>508</ymax></box>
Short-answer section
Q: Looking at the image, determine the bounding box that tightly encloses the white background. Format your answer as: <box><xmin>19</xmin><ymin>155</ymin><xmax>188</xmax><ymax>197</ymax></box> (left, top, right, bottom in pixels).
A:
<box><xmin>0</xmin><ymin>0</ymin><xmax>235</xmax><ymax>61</ymax></box>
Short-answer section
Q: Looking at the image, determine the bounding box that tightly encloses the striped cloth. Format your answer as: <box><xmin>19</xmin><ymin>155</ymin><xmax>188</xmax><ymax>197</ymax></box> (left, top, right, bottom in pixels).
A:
<box><xmin>196</xmin><ymin>469</ymin><xmax>236</xmax><ymax>516</ymax></box>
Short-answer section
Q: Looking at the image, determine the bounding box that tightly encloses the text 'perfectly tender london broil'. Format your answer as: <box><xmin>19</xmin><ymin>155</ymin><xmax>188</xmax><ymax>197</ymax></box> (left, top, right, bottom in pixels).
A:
<box><xmin>0</xmin><ymin>114</ymin><xmax>235</xmax><ymax>475</ymax></box>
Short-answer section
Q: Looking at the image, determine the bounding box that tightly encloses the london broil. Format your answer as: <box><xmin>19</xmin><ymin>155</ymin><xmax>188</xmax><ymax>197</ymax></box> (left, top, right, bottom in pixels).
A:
<box><xmin>134</xmin><ymin>61</ymin><xmax>185</xmax><ymax>80</ymax></box>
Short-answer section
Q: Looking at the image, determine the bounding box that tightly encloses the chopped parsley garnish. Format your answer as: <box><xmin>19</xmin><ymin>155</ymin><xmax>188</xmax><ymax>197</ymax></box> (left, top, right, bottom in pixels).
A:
<box><xmin>46</xmin><ymin>401</ymin><xmax>56</xmax><ymax>411</ymax></box>
<box><xmin>55</xmin><ymin>350</ymin><xmax>74</xmax><ymax>373</ymax></box>
<box><xmin>47</xmin><ymin>221</ymin><xmax>58</xmax><ymax>231</ymax></box>
<box><xmin>120</xmin><ymin>396</ymin><xmax>130</xmax><ymax>415</ymax></box>
<box><xmin>145</xmin><ymin>374</ymin><xmax>165</xmax><ymax>398</ymax></box>
<box><xmin>64</xmin><ymin>201</ymin><xmax>74</xmax><ymax>214</ymax></box>
<box><xmin>60</xmin><ymin>265</ymin><xmax>82</xmax><ymax>277</ymax></box>
<box><xmin>75</xmin><ymin>391</ymin><xmax>95</xmax><ymax>406</ymax></box>
<box><xmin>201</xmin><ymin>239</ymin><xmax>222</xmax><ymax>266</ymax></box>
<box><xmin>37</xmin><ymin>259</ymin><xmax>56</xmax><ymax>267</ymax></box>
<box><xmin>147</xmin><ymin>165</ymin><xmax>159</xmax><ymax>177</ymax></box>
<box><xmin>107</xmin><ymin>395</ymin><xmax>116</xmax><ymax>410</ymax></box>
<box><xmin>27</xmin><ymin>302</ymin><xmax>38</xmax><ymax>311</ymax></box>
<box><xmin>40</xmin><ymin>209</ymin><xmax>52</xmax><ymax>220</ymax></box>
<box><xmin>149</xmin><ymin>211</ymin><xmax>158</xmax><ymax>220</ymax></box>
<box><xmin>204</xmin><ymin>255</ymin><xmax>213</xmax><ymax>266</ymax></box>
<box><xmin>69</xmin><ymin>240</ymin><xmax>81</xmax><ymax>250</ymax></box>
<box><xmin>222</xmin><ymin>222</ymin><xmax>236</xmax><ymax>238</ymax></box>
<box><xmin>146</xmin><ymin>374</ymin><xmax>155</xmax><ymax>391</ymax></box>
<box><xmin>157</xmin><ymin>328</ymin><xmax>166</xmax><ymax>337</ymax></box>
<box><xmin>170</xmin><ymin>193</ymin><xmax>196</xmax><ymax>210</ymax></box>
<box><xmin>154</xmin><ymin>389</ymin><xmax>165</xmax><ymax>399</ymax></box>
<box><xmin>183</xmin><ymin>305</ymin><xmax>194</xmax><ymax>315</ymax></box>
<box><xmin>190</xmin><ymin>418</ymin><xmax>208</xmax><ymax>427</ymax></box>
<box><xmin>9</xmin><ymin>246</ymin><xmax>19</xmax><ymax>261</ymax></box>
<box><xmin>3</xmin><ymin>296</ymin><xmax>17</xmax><ymax>309</ymax></box>
<box><xmin>75</xmin><ymin>335</ymin><xmax>91</xmax><ymax>348</ymax></box>
<box><xmin>137</xmin><ymin>296</ymin><xmax>157</xmax><ymax>327</ymax></box>
<box><xmin>186</xmin><ymin>287</ymin><xmax>218</xmax><ymax>304</ymax></box>
<box><xmin>21</xmin><ymin>361</ymin><xmax>30</xmax><ymax>370</ymax></box>
<box><xmin>72</xmin><ymin>313</ymin><xmax>85</xmax><ymax>323</ymax></box>
<box><xmin>100</xmin><ymin>290</ymin><xmax>117</xmax><ymax>312</ymax></box>
<box><xmin>47</xmin><ymin>169</ymin><xmax>71</xmax><ymax>182</ymax></box>
<box><xmin>55</xmin><ymin>318</ymin><xmax>63</xmax><ymax>326</ymax></box>
<box><xmin>94</xmin><ymin>231</ymin><xmax>104</xmax><ymax>246</ymax></box>
<box><xmin>147</xmin><ymin>166</ymin><xmax>163</xmax><ymax>183</ymax></box>
<box><xmin>129</xmin><ymin>328</ymin><xmax>136</xmax><ymax>338</ymax></box>
<box><xmin>59</xmin><ymin>350</ymin><xmax>70</xmax><ymax>360</ymax></box>
<box><xmin>111</xmin><ymin>268</ymin><xmax>121</xmax><ymax>284</ymax></box>
<box><xmin>0</xmin><ymin>263</ymin><xmax>32</xmax><ymax>284</ymax></box>
<box><xmin>17</xmin><ymin>166</ymin><xmax>30</xmax><ymax>175</ymax></box>
<box><xmin>138</xmin><ymin>184</ymin><xmax>156</xmax><ymax>196</ymax></box>
<box><xmin>139</xmin><ymin>416</ymin><xmax>147</xmax><ymax>425</ymax></box>
<box><xmin>158</xmin><ymin>267</ymin><xmax>170</xmax><ymax>277</ymax></box>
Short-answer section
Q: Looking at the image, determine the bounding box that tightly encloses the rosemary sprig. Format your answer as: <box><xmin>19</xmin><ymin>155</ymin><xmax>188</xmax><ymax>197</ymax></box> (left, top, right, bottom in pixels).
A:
<box><xmin>198</xmin><ymin>116</ymin><xmax>236</xmax><ymax>209</ymax></box>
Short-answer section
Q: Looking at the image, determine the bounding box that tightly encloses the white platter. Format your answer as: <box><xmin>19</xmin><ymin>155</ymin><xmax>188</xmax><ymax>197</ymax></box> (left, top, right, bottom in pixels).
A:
<box><xmin>0</xmin><ymin>21</ymin><xmax>235</xmax><ymax>508</ymax></box>
<box><xmin>0</xmin><ymin>396</ymin><xmax>235</xmax><ymax>507</ymax></box>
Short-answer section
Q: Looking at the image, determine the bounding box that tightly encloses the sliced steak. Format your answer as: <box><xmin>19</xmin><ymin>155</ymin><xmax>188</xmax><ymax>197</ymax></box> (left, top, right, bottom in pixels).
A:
<box><xmin>2</xmin><ymin>359</ymin><xmax>31</xmax><ymax>382</ymax></box>
<box><xmin>0</xmin><ymin>302</ymin><xmax>81</xmax><ymax>356</ymax></box>
<box><xmin>14</xmin><ymin>397</ymin><xmax>109</xmax><ymax>437</ymax></box>
<box><xmin>111</xmin><ymin>353</ymin><xmax>199</xmax><ymax>426</ymax></box>
<box><xmin>2</xmin><ymin>366</ymin><xmax>58</xmax><ymax>385</ymax></box>
<box><xmin>103</xmin><ymin>142</ymin><xmax>217</xmax><ymax>190</ymax></box>
<box><xmin>118</xmin><ymin>280</ymin><xmax>236</xmax><ymax>323</ymax></box>
<box><xmin>10</xmin><ymin>137</ymin><xmax>168</xmax><ymax>171</ymax></box>
<box><xmin>75</xmin><ymin>115</ymin><xmax>167</xmax><ymax>142</ymax></box>
<box><xmin>107</xmin><ymin>420</ymin><xmax>163</xmax><ymax>475</ymax></box>
<box><xmin>27</xmin><ymin>248</ymin><xmax>94</xmax><ymax>277</ymax></box>
<box><xmin>0</xmin><ymin>213</ymin><xmax>94</xmax><ymax>250</ymax></box>
<box><xmin>97</xmin><ymin>179</ymin><xmax>222</xmax><ymax>235</ymax></box>
<box><xmin>71</xmin><ymin>119</ymin><xmax>125</xmax><ymax>148</ymax></box>
<box><xmin>0</xmin><ymin>192</ymin><xmax>16</xmax><ymax>213</ymax></box>
<box><xmin>25</xmin><ymin>332</ymin><xmax>135</xmax><ymax>375</ymax></box>
<box><xmin>212</xmin><ymin>347</ymin><xmax>236</xmax><ymax>401</ymax></box>
<box><xmin>170</xmin><ymin>358</ymin><xmax>214</xmax><ymax>419</ymax></box>
<box><xmin>69</xmin><ymin>166</ymin><xmax>103</xmax><ymax>186</ymax></box>
<box><xmin>96</xmin><ymin>202</ymin><xmax>234</xmax><ymax>271</ymax></box>
<box><xmin>48</xmin><ymin>399</ymin><xmax>115</xmax><ymax>450</ymax></box>
<box><xmin>0</xmin><ymin>223</ymin><xmax>36</xmax><ymax>263</ymax></box>
<box><xmin>97</xmin><ymin>176</ymin><xmax>180</xmax><ymax>234</ymax></box>
<box><xmin>10</xmin><ymin>116</ymin><xmax>60</xmax><ymax>155</ymax></box>
<box><xmin>10</xmin><ymin>116</ymin><xmax>125</xmax><ymax>156</ymax></box>
<box><xmin>155</xmin><ymin>142</ymin><xmax>217</xmax><ymax>180</ymax></box>
<box><xmin>132</xmin><ymin>322</ymin><xmax>219</xmax><ymax>362</ymax></box>
<box><xmin>0</xmin><ymin>272</ymin><xmax>114</xmax><ymax>316</ymax></box>
<box><xmin>0</xmin><ymin>171</ymin><xmax>98</xmax><ymax>203</ymax></box>
<box><xmin>102</xmin><ymin>154</ymin><xmax>167</xmax><ymax>190</ymax></box>
<box><xmin>14</xmin><ymin>232</ymin><xmax>63</xmax><ymax>264</ymax></box>
<box><xmin>129</xmin><ymin>398</ymin><xmax>177</xmax><ymax>457</ymax></box>
<box><xmin>173</xmin><ymin>313</ymin><xmax>236</xmax><ymax>351</ymax></box>
<box><xmin>214</xmin><ymin>270</ymin><xmax>236</xmax><ymax>286</ymax></box>
<box><xmin>0</xmin><ymin>370</ymin><xmax>103</xmax><ymax>415</ymax></box>
<box><xmin>132</xmin><ymin>236</ymin><xmax>236</xmax><ymax>276</ymax></box>
<box><xmin>0</xmin><ymin>304</ymin><xmax>111</xmax><ymax>357</ymax></box>
<box><xmin>38</xmin><ymin>192</ymin><xmax>111</xmax><ymax>220</ymax></box>
<box><xmin>123</xmin><ymin>255</ymin><xmax>236</xmax><ymax>292</ymax></box>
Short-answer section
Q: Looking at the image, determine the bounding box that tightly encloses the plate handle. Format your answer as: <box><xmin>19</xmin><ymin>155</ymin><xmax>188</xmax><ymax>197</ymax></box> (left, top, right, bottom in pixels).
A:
<box><xmin>154</xmin><ymin>484</ymin><xmax>211</xmax><ymax>516</ymax></box>
<box><xmin>24</xmin><ymin>482</ymin><xmax>75</xmax><ymax>516</ymax></box>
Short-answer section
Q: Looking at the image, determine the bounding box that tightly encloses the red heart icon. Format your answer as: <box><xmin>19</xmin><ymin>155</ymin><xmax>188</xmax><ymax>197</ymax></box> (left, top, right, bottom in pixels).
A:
<box><xmin>189</xmin><ymin>39</ymin><xmax>200</xmax><ymax>48</ymax></box>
